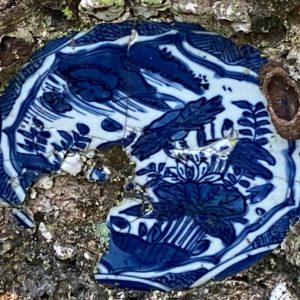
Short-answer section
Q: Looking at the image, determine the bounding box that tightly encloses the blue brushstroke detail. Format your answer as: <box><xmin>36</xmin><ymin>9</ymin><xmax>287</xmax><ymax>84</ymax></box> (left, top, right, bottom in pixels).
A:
<box><xmin>40</xmin><ymin>92</ymin><xmax>72</xmax><ymax>114</ymax></box>
<box><xmin>101</xmin><ymin>118</ymin><xmax>123</xmax><ymax>132</ymax></box>
<box><xmin>131</xmin><ymin>96</ymin><xmax>224</xmax><ymax>160</ymax></box>
<box><xmin>247</xmin><ymin>184</ymin><xmax>274</xmax><ymax>203</ymax></box>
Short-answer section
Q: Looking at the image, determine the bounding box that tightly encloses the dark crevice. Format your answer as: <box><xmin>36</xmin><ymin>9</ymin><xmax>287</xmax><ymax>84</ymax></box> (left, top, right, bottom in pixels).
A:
<box><xmin>267</xmin><ymin>74</ymin><xmax>299</xmax><ymax>121</ymax></box>
<box><xmin>260</xmin><ymin>64</ymin><xmax>300</xmax><ymax>140</ymax></box>
<box><xmin>0</xmin><ymin>36</ymin><xmax>15</xmax><ymax>52</ymax></box>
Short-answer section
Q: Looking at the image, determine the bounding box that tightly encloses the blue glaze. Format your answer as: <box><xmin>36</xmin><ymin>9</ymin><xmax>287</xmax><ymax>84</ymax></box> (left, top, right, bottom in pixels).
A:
<box><xmin>0</xmin><ymin>21</ymin><xmax>299</xmax><ymax>291</ymax></box>
<box><xmin>86</xmin><ymin>167</ymin><xmax>110</xmax><ymax>182</ymax></box>
<box><xmin>101</xmin><ymin>118</ymin><xmax>123</xmax><ymax>132</ymax></box>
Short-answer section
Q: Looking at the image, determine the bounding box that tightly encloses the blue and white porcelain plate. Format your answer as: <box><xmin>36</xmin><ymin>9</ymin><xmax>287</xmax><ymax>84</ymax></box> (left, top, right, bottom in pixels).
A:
<box><xmin>0</xmin><ymin>21</ymin><xmax>299</xmax><ymax>291</ymax></box>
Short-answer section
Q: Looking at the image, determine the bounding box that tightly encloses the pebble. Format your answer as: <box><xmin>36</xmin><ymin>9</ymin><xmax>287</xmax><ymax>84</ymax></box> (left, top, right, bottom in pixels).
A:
<box><xmin>39</xmin><ymin>222</ymin><xmax>53</xmax><ymax>241</ymax></box>
<box><xmin>54</xmin><ymin>244</ymin><xmax>76</xmax><ymax>261</ymax></box>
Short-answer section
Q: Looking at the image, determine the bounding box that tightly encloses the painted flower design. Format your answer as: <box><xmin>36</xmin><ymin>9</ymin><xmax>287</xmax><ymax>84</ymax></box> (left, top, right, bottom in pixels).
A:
<box><xmin>136</xmin><ymin>151</ymin><xmax>248</xmax><ymax>245</ymax></box>
<box><xmin>175</xmin><ymin>153</ymin><xmax>222</xmax><ymax>183</ymax></box>
<box><xmin>152</xmin><ymin>181</ymin><xmax>247</xmax><ymax>245</ymax></box>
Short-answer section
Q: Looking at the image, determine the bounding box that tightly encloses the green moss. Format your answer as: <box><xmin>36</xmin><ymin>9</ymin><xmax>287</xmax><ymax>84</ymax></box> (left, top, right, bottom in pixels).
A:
<box><xmin>141</xmin><ymin>0</ymin><xmax>161</xmax><ymax>4</ymax></box>
<box><xmin>94</xmin><ymin>223</ymin><xmax>110</xmax><ymax>246</ymax></box>
<box><xmin>62</xmin><ymin>6</ymin><xmax>73</xmax><ymax>20</ymax></box>
<box><xmin>96</xmin><ymin>0</ymin><xmax>124</xmax><ymax>7</ymax></box>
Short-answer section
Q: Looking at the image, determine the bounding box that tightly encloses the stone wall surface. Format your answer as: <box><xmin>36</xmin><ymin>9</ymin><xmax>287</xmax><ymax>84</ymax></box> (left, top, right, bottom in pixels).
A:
<box><xmin>0</xmin><ymin>1</ymin><xmax>300</xmax><ymax>299</ymax></box>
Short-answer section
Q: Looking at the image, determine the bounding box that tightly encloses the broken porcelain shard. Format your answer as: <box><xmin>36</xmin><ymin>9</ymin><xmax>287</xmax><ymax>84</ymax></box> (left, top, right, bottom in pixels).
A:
<box><xmin>0</xmin><ymin>21</ymin><xmax>299</xmax><ymax>291</ymax></box>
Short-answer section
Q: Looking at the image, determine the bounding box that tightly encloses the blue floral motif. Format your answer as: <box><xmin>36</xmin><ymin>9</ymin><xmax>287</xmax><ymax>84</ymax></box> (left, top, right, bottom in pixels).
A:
<box><xmin>52</xmin><ymin>123</ymin><xmax>91</xmax><ymax>155</ymax></box>
<box><xmin>225</xmin><ymin>100</ymin><xmax>276</xmax><ymax>202</ymax></box>
<box><xmin>17</xmin><ymin>117</ymin><xmax>51</xmax><ymax>155</ymax></box>
<box><xmin>137</xmin><ymin>152</ymin><xmax>247</xmax><ymax>246</ymax></box>
<box><xmin>153</xmin><ymin>181</ymin><xmax>246</xmax><ymax>245</ymax></box>
<box><xmin>227</xmin><ymin>140</ymin><xmax>275</xmax><ymax>180</ymax></box>
<box><xmin>233</xmin><ymin>100</ymin><xmax>272</xmax><ymax>145</ymax></box>
<box><xmin>133</xmin><ymin>100</ymin><xmax>276</xmax><ymax>249</ymax></box>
